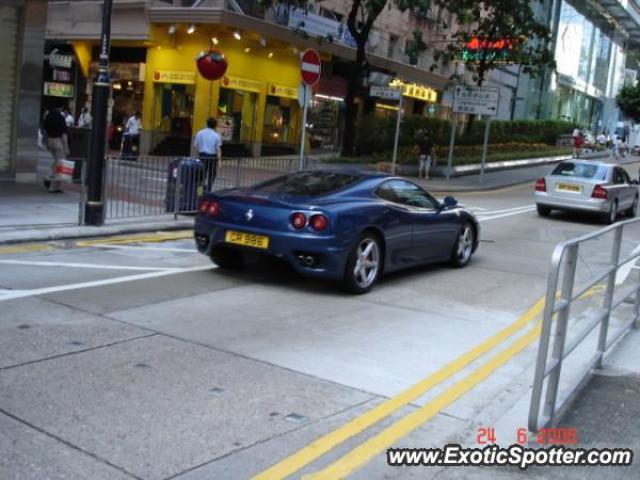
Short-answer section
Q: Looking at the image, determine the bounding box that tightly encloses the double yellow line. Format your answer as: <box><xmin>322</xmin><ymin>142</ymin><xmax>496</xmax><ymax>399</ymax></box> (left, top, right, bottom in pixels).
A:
<box><xmin>0</xmin><ymin>230</ymin><xmax>194</xmax><ymax>256</ymax></box>
<box><xmin>253</xmin><ymin>296</ymin><xmax>546</xmax><ymax>480</ymax></box>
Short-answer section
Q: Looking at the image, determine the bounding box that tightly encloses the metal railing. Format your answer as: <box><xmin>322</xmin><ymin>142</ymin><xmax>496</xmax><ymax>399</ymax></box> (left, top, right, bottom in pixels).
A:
<box><xmin>529</xmin><ymin>218</ymin><xmax>640</xmax><ymax>432</ymax></box>
<box><xmin>102</xmin><ymin>155</ymin><xmax>316</xmax><ymax>221</ymax></box>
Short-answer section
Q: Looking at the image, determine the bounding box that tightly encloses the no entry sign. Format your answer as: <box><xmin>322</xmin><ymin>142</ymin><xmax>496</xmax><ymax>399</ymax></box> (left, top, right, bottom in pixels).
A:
<box><xmin>300</xmin><ymin>49</ymin><xmax>321</xmax><ymax>86</ymax></box>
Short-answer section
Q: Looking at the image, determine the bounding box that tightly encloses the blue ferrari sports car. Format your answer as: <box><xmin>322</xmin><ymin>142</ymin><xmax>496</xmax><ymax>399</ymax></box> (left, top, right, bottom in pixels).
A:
<box><xmin>194</xmin><ymin>170</ymin><xmax>480</xmax><ymax>293</ymax></box>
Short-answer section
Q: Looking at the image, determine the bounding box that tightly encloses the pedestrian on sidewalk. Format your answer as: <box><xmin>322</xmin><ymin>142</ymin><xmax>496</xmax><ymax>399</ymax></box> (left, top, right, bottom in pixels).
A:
<box><xmin>77</xmin><ymin>107</ymin><xmax>92</xmax><ymax>128</ymax></box>
<box><xmin>416</xmin><ymin>129</ymin><xmax>434</xmax><ymax>179</ymax></box>
<box><xmin>42</xmin><ymin>107</ymin><xmax>69</xmax><ymax>193</ymax></box>
<box><xmin>193</xmin><ymin>117</ymin><xmax>223</xmax><ymax>192</ymax></box>
<box><xmin>572</xmin><ymin>130</ymin><xmax>584</xmax><ymax>159</ymax></box>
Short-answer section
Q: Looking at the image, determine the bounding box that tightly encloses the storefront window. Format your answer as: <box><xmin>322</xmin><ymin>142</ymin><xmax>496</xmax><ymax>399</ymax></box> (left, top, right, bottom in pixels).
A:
<box><xmin>263</xmin><ymin>96</ymin><xmax>300</xmax><ymax>147</ymax></box>
<box><xmin>151</xmin><ymin>82</ymin><xmax>194</xmax><ymax>137</ymax></box>
<box><xmin>309</xmin><ymin>95</ymin><xmax>343</xmax><ymax>151</ymax></box>
<box><xmin>217</xmin><ymin>87</ymin><xmax>258</xmax><ymax>145</ymax></box>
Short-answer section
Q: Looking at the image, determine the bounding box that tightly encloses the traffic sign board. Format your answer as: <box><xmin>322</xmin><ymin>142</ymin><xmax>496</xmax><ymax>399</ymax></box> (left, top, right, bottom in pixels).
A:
<box><xmin>300</xmin><ymin>49</ymin><xmax>321</xmax><ymax>86</ymax></box>
<box><xmin>452</xmin><ymin>85</ymin><xmax>500</xmax><ymax>116</ymax></box>
<box><xmin>370</xmin><ymin>86</ymin><xmax>402</xmax><ymax>100</ymax></box>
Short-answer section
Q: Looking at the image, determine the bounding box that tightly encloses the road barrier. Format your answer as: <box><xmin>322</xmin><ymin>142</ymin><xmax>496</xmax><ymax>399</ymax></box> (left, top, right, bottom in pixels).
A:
<box><xmin>101</xmin><ymin>155</ymin><xmax>316</xmax><ymax>221</ymax></box>
<box><xmin>529</xmin><ymin>218</ymin><xmax>640</xmax><ymax>431</ymax></box>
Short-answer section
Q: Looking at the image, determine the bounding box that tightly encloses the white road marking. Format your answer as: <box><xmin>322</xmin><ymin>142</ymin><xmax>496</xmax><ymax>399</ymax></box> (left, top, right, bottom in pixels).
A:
<box><xmin>0</xmin><ymin>260</ymin><xmax>171</xmax><ymax>271</ymax></box>
<box><xmin>477</xmin><ymin>206</ymin><xmax>536</xmax><ymax>222</ymax></box>
<box><xmin>0</xmin><ymin>265</ymin><xmax>215</xmax><ymax>303</ymax></box>
<box><xmin>475</xmin><ymin>204</ymin><xmax>535</xmax><ymax>215</ymax></box>
<box><xmin>88</xmin><ymin>244</ymin><xmax>198</xmax><ymax>253</ymax></box>
<box><xmin>616</xmin><ymin>244</ymin><xmax>640</xmax><ymax>285</ymax></box>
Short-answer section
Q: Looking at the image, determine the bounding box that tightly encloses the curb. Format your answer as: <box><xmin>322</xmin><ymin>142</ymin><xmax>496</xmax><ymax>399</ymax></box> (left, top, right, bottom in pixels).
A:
<box><xmin>0</xmin><ymin>219</ymin><xmax>194</xmax><ymax>246</ymax></box>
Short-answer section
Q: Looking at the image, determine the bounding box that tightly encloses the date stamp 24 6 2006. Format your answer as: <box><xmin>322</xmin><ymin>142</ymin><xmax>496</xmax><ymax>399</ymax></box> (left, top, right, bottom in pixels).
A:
<box><xmin>476</xmin><ymin>427</ymin><xmax>579</xmax><ymax>446</ymax></box>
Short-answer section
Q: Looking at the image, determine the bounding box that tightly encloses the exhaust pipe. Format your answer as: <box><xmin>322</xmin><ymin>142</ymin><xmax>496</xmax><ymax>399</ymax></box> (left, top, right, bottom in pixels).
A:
<box><xmin>298</xmin><ymin>255</ymin><xmax>315</xmax><ymax>267</ymax></box>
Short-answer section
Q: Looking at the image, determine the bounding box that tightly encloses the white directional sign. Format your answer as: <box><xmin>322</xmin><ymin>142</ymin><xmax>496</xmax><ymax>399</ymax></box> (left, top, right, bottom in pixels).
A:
<box><xmin>452</xmin><ymin>85</ymin><xmax>500</xmax><ymax>116</ymax></box>
<box><xmin>370</xmin><ymin>86</ymin><xmax>402</xmax><ymax>100</ymax></box>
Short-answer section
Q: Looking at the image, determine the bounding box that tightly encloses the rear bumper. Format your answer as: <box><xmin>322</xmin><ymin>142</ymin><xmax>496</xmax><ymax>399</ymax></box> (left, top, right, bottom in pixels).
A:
<box><xmin>534</xmin><ymin>191</ymin><xmax>610</xmax><ymax>213</ymax></box>
<box><xmin>194</xmin><ymin>216</ymin><xmax>350</xmax><ymax>280</ymax></box>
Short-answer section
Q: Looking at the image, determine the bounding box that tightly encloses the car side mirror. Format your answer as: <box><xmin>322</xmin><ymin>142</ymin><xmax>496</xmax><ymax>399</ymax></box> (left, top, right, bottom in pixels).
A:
<box><xmin>632</xmin><ymin>179</ymin><xmax>640</xmax><ymax>186</ymax></box>
<box><xmin>442</xmin><ymin>196</ymin><xmax>458</xmax><ymax>209</ymax></box>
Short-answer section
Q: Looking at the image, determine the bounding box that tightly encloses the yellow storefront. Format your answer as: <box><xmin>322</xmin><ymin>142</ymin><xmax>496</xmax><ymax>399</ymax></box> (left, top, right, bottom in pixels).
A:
<box><xmin>143</xmin><ymin>25</ymin><xmax>303</xmax><ymax>155</ymax></box>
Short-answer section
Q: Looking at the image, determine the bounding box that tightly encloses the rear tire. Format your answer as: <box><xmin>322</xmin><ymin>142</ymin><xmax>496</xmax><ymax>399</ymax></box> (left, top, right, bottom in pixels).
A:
<box><xmin>603</xmin><ymin>200</ymin><xmax>618</xmax><ymax>225</ymax></box>
<box><xmin>450</xmin><ymin>223</ymin><xmax>475</xmax><ymax>268</ymax></box>
<box><xmin>626</xmin><ymin>195</ymin><xmax>638</xmax><ymax>217</ymax></box>
<box><xmin>536</xmin><ymin>204</ymin><xmax>551</xmax><ymax>217</ymax></box>
<box><xmin>210</xmin><ymin>247</ymin><xmax>244</xmax><ymax>269</ymax></box>
<box><xmin>342</xmin><ymin>233</ymin><xmax>381</xmax><ymax>294</ymax></box>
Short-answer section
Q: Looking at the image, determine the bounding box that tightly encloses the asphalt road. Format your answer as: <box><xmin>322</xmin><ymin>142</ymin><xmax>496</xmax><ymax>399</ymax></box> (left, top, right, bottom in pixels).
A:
<box><xmin>1</xmin><ymin>167</ymin><xmax>640</xmax><ymax>480</ymax></box>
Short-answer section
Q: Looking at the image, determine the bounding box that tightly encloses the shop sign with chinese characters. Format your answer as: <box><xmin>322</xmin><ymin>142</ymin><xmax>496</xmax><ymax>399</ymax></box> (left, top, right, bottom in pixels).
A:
<box><xmin>389</xmin><ymin>79</ymin><xmax>438</xmax><ymax>103</ymax></box>
<box><xmin>43</xmin><ymin>82</ymin><xmax>74</xmax><ymax>98</ymax></box>
<box><xmin>221</xmin><ymin>75</ymin><xmax>262</xmax><ymax>93</ymax></box>
<box><xmin>268</xmin><ymin>83</ymin><xmax>298</xmax><ymax>100</ymax></box>
<box><xmin>153</xmin><ymin>70</ymin><xmax>196</xmax><ymax>85</ymax></box>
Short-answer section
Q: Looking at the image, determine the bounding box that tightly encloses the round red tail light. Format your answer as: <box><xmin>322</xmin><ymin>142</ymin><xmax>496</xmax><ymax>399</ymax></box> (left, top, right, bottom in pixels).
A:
<box><xmin>291</xmin><ymin>212</ymin><xmax>307</xmax><ymax>229</ymax></box>
<box><xmin>197</xmin><ymin>200</ymin><xmax>209</xmax><ymax>213</ymax></box>
<box><xmin>310</xmin><ymin>214</ymin><xmax>328</xmax><ymax>231</ymax></box>
<box><xmin>206</xmin><ymin>201</ymin><xmax>221</xmax><ymax>217</ymax></box>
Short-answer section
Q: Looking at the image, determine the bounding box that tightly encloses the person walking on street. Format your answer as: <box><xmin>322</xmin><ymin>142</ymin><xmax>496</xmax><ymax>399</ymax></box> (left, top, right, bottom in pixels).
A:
<box><xmin>77</xmin><ymin>107</ymin><xmax>92</xmax><ymax>128</ymax></box>
<box><xmin>125</xmin><ymin>111</ymin><xmax>141</xmax><ymax>135</ymax></box>
<box><xmin>42</xmin><ymin>107</ymin><xmax>69</xmax><ymax>193</ymax></box>
<box><xmin>193</xmin><ymin>117</ymin><xmax>223</xmax><ymax>192</ymax></box>
<box><xmin>416</xmin><ymin>130</ymin><xmax>434</xmax><ymax>179</ymax></box>
<box><xmin>572</xmin><ymin>130</ymin><xmax>584</xmax><ymax>158</ymax></box>
<box><xmin>63</xmin><ymin>108</ymin><xmax>74</xmax><ymax>128</ymax></box>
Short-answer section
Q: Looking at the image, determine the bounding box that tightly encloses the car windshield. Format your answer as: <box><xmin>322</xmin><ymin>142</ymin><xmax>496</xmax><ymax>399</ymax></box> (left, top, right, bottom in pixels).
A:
<box><xmin>252</xmin><ymin>171</ymin><xmax>361</xmax><ymax>196</ymax></box>
<box><xmin>551</xmin><ymin>162</ymin><xmax>608</xmax><ymax>180</ymax></box>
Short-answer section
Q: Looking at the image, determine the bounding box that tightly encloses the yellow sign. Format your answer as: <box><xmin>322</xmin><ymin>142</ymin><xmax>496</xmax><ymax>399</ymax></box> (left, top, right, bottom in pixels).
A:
<box><xmin>153</xmin><ymin>70</ymin><xmax>196</xmax><ymax>84</ymax></box>
<box><xmin>221</xmin><ymin>75</ymin><xmax>262</xmax><ymax>93</ymax></box>
<box><xmin>389</xmin><ymin>79</ymin><xmax>438</xmax><ymax>103</ymax></box>
<box><xmin>268</xmin><ymin>83</ymin><xmax>298</xmax><ymax>99</ymax></box>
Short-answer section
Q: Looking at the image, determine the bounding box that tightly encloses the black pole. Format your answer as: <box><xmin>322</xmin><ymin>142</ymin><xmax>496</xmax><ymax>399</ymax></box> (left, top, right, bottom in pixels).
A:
<box><xmin>85</xmin><ymin>0</ymin><xmax>113</xmax><ymax>226</ymax></box>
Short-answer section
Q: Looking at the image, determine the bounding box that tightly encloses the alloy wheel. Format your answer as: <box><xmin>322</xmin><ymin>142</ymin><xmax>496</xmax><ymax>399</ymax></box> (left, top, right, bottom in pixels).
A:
<box><xmin>353</xmin><ymin>238</ymin><xmax>380</xmax><ymax>289</ymax></box>
<box><xmin>457</xmin><ymin>225</ymin><xmax>474</xmax><ymax>263</ymax></box>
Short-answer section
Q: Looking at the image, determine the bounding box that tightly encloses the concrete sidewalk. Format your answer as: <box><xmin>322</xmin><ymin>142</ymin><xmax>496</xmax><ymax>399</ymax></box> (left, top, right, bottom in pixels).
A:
<box><xmin>0</xmin><ymin>182</ymin><xmax>192</xmax><ymax>245</ymax></box>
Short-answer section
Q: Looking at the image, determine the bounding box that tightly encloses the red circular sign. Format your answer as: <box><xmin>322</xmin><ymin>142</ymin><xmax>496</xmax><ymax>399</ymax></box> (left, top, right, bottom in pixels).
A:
<box><xmin>301</xmin><ymin>49</ymin><xmax>321</xmax><ymax>86</ymax></box>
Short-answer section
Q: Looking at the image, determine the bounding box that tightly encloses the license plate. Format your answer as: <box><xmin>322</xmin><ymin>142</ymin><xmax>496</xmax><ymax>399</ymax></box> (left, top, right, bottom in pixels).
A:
<box><xmin>557</xmin><ymin>183</ymin><xmax>582</xmax><ymax>193</ymax></box>
<box><xmin>225</xmin><ymin>230</ymin><xmax>269</xmax><ymax>249</ymax></box>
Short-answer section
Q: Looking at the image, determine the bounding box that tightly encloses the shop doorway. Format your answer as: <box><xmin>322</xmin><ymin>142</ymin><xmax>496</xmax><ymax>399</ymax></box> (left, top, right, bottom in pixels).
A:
<box><xmin>154</xmin><ymin>82</ymin><xmax>194</xmax><ymax>137</ymax></box>
<box><xmin>262</xmin><ymin>96</ymin><xmax>300</xmax><ymax>156</ymax></box>
<box><xmin>217</xmin><ymin>88</ymin><xmax>257</xmax><ymax>155</ymax></box>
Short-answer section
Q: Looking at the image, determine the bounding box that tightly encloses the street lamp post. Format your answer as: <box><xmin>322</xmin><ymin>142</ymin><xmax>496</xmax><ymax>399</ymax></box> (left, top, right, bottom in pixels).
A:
<box><xmin>84</xmin><ymin>0</ymin><xmax>113</xmax><ymax>226</ymax></box>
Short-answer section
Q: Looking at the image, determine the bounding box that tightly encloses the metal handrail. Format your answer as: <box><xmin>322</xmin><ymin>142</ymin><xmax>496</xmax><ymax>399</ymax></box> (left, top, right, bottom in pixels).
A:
<box><xmin>528</xmin><ymin>217</ymin><xmax>640</xmax><ymax>432</ymax></box>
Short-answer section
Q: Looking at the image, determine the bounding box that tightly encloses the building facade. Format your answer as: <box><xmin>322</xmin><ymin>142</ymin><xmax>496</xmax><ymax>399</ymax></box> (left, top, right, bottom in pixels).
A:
<box><xmin>45</xmin><ymin>0</ymin><xmax>453</xmax><ymax>158</ymax></box>
<box><xmin>1</xmin><ymin>0</ymin><xmax>47</xmax><ymax>182</ymax></box>
<box><xmin>514</xmin><ymin>0</ymin><xmax>640</xmax><ymax>134</ymax></box>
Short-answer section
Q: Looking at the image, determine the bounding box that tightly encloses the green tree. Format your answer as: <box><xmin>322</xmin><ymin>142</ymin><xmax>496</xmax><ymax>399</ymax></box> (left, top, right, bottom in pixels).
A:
<box><xmin>428</xmin><ymin>0</ymin><xmax>555</xmax><ymax>87</ymax></box>
<box><xmin>616</xmin><ymin>82</ymin><xmax>640</xmax><ymax>122</ymax></box>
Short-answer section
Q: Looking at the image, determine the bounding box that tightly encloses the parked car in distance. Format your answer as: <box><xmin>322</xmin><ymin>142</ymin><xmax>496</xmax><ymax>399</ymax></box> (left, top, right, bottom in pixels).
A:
<box><xmin>534</xmin><ymin>161</ymin><xmax>639</xmax><ymax>224</ymax></box>
<box><xmin>194</xmin><ymin>170</ymin><xmax>480</xmax><ymax>293</ymax></box>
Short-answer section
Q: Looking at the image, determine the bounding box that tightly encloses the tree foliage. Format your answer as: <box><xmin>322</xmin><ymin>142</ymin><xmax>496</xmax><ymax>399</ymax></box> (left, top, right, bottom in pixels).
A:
<box><xmin>428</xmin><ymin>0</ymin><xmax>556</xmax><ymax>86</ymax></box>
<box><xmin>616</xmin><ymin>82</ymin><xmax>640</xmax><ymax>122</ymax></box>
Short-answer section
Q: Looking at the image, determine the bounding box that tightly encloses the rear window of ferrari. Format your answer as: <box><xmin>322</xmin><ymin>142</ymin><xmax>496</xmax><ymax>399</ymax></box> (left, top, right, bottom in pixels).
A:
<box><xmin>253</xmin><ymin>171</ymin><xmax>361</xmax><ymax>196</ymax></box>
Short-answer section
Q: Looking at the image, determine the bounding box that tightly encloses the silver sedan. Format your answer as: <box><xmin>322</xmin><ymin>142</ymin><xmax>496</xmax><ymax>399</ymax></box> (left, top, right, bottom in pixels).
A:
<box><xmin>534</xmin><ymin>161</ymin><xmax>639</xmax><ymax>224</ymax></box>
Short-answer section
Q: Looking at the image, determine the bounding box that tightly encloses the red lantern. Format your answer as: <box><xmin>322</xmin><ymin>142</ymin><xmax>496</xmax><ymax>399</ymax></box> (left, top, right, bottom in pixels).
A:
<box><xmin>196</xmin><ymin>50</ymin><xmax>228</xmax><ymax>81</ymax></box>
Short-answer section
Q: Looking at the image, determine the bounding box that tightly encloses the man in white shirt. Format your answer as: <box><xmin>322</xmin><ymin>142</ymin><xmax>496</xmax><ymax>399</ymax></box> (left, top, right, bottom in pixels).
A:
<box><xmin>77</xmin><ymin>107</ymin><xmax>92</xmax><ymax>128</ymax></box>
<box><xmin>125</xmin><ymin>112</ymin><xmax>141</xmax><ymax>135</ymax></box>
<box><xmin>123</xmin><ymin>112</ymin><xmax>141</xmax><ymax>159</ymax></box>
<box><xmin>193</xmin><ymin>117</ymin><xmax>223</xmax><ymax>192</ymax></box>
